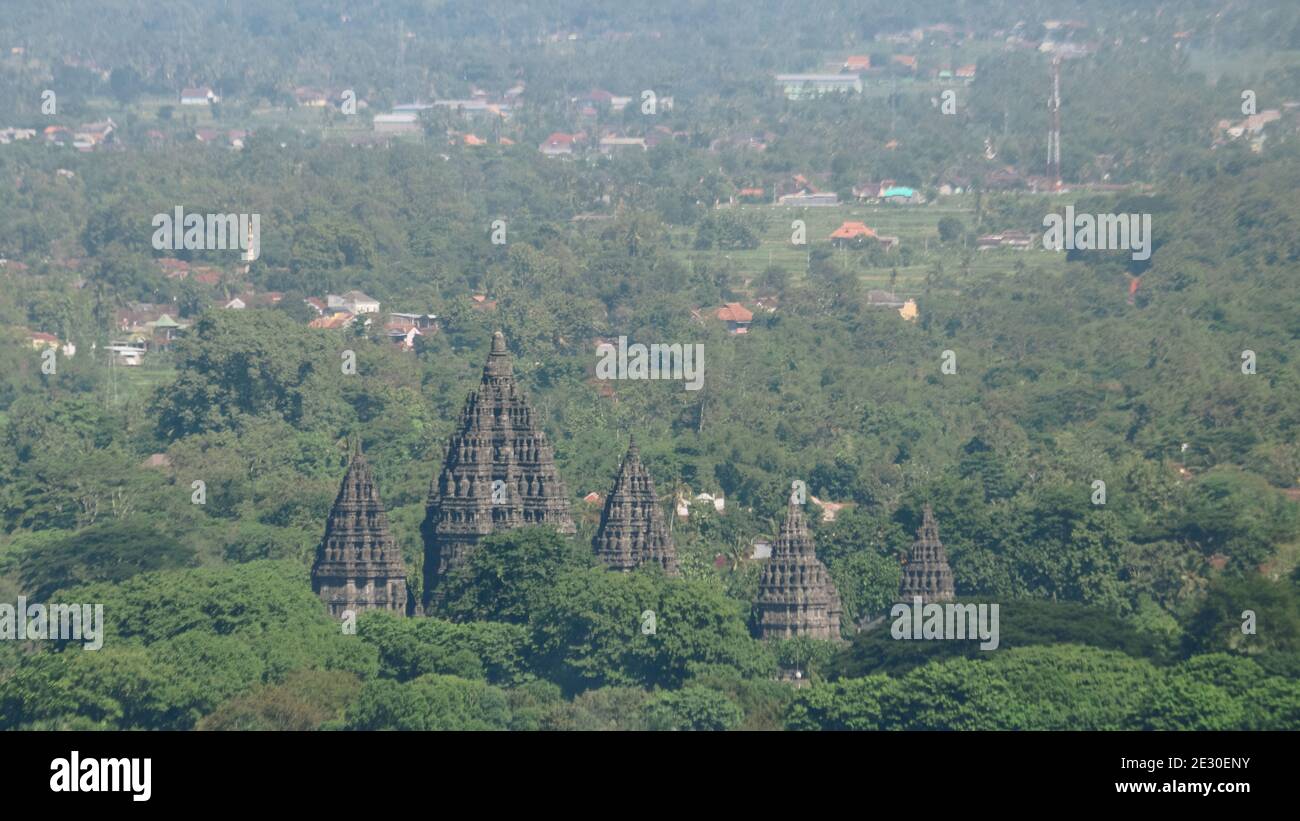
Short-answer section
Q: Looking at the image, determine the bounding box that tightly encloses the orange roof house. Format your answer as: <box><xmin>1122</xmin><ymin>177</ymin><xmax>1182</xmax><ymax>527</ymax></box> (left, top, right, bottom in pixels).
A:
<box><xmin>309</xmin><ymin>312</ymin><xmax>354</xmax><ymax>329</ymax></box>
<box><xmin>829</xmin><ymin>221</ymin><xmax>877</xmax><ymax>241</ymax></box>
<box><xmin>716</xmin><ymin>303</ymin><xmax>753</xmax><ymax>323</ymax></box>
<box><xmin>891</xmin><ymin>54</ymin><xmax>917</xmax><ymax>70</ymax></box>
<box><xmin>716</xmin><ymin>302</ymin><xmax>753</xmax><ymax>334</ymax></box>
<box><xmin>831</xmin><ymin>220</ymin><xmax>899</xmax><ymax>249</ymax></box>
<box><xmin>843</xmin><ymin>55</ymin><xmax>871</xmax><ymax>71</ymax></box>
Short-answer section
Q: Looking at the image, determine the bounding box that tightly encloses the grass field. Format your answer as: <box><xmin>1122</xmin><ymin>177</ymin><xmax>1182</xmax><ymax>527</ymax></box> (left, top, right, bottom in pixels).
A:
<box><xmin>670</xmin><ymin>197</ymin><xmax>1072</xmax><ymax>296</ymax></box>
<box><xmin>105</xmin><ymin>361</ymin><xmax>176</xmax><ymax>406</ymax></box>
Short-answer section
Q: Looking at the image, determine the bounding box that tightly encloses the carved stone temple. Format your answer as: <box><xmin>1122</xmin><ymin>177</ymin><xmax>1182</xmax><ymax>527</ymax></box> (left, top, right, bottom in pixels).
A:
<box><xmin>754</xmin><ymin>498</ymin><xmax>843</xmax><ymax>641</ymax></box>
<box><xmin>898</xmin><ymin>504</ymin><xmax>956</xmax><ymax>603</ymax></box>
<box><xmin>311</xmin><ymin>440</ymin><xmax>409</xmax><ymax>618</ymax></box>
<box><xmin>592</xmin><ymin>437</ymin><xmax>679</xmax><ymax>575</ymax></box>
<box><xmin>422</xmin><ymin>331</ymin><xmax>575</xmax><ymax>608</ymax></box>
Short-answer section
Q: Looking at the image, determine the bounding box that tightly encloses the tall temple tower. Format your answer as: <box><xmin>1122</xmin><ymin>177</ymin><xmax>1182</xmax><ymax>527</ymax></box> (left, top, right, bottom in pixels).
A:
<box><xmin>754</xmin><ymin>497</ymin><xmax>843</xmax><ymax>641</ymax></box>
<box><xmin>422</xmin><ymin>331</ymin><xmax>575</xmax><ymax>608</ymax></box>
<box><xmin>312</xmin><ymin>440</ymin><xmax>409</xmax><ymax>618</ymax></box>
<box><xmin>898</xmin><ymin>504</ymin><xmax>956</xmax><ymax>603</ymax></box>
<box><xmin>592</xmin><ymin>437</ymin><xmax>679</xmax><ymax>575</ymax></box>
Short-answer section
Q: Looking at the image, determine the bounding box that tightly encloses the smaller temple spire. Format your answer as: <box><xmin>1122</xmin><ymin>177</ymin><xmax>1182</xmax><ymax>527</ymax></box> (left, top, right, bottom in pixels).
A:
<box><xmin>754</xmin><ymin>494</ymin><xmax>843</xmax><ymax>641</ymax></box>
<box><xmin>592</xmin><ymin>438</ymin><xmax>679</xmax><ymax>575</ymax></box>
<box><xmin>312</xmin><ymin>442</ymin><xmax>409</xmax><ymax>618</ymax></box>
<box><xmin>898</xmin><ymin>504</ymin><xmax>955</xmax><ymax>603</ymax></box>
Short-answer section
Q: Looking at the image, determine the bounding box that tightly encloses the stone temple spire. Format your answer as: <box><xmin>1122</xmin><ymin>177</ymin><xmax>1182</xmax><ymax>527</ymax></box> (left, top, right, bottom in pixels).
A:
<box><xmin>422</xmin><ymin>331</ymin><xmax>575</xmax><ymax>609</ymax></box>
<box><xmin>593</xmin><ymin>436</ymin><xmax>679</xmax><ymax>575</ymax></box>
<box><xmin>898</xmin><ymin>504</ymin><xmax>955</xmax><ymax>603</ymax></box>
<box><xmin>312</xmin><ymin>439</ymin><xmax>409</xmax><ymax>618</ymax></box>
<box><xmin>754</xmin><ymin>498</ymin><xmax>843</xmax><ymax>641</ymax></box>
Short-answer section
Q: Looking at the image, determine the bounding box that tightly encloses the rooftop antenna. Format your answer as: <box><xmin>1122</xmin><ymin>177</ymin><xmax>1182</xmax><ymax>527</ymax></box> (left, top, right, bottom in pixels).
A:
<box><xmin>1048</xmin><ymin>56</ymin><xmax>1062</xmax><ymax>191</ymax></box>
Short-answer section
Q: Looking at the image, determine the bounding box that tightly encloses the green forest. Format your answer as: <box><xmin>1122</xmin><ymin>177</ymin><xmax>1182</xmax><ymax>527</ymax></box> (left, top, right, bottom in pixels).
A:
<box><xmin>1</xmin><ymin>0</ymin><xmax>1299</xmax><ymax>731</ymax></box>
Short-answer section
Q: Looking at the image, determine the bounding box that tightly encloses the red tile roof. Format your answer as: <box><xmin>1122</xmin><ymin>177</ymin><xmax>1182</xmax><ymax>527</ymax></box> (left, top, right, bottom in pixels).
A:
<box><xmin>830</xmin><ymin>221</ymin><xmax>877</xmax><ymax>240</ymax></box>
<box><xmin>716</xmin><ymin>302</ymin><xmax>753</xmax><ymax>323</ymax></box>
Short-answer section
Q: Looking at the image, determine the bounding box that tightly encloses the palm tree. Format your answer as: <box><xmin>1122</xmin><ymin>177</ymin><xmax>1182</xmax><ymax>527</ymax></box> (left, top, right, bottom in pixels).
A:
<box><xmin>723</xmin><ymin>536</ymin><xmax>749</xmax><ymax>573</ymax></box>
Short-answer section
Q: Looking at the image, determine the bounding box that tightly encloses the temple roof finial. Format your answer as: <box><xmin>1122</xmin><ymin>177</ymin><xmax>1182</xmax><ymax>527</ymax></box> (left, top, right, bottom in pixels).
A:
<box><xmin>483</xmin><ymin>331</ymin><xmax>512</xmax><ymax>378</ymax></box>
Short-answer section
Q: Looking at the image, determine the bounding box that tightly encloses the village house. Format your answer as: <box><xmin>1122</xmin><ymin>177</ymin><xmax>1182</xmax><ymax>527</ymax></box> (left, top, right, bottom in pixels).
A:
<box><xmin>387</xmin><ymin>312</ymin><xmax>439</xmax><ymax>331</ymax></box>
<box><xmin>540</xmin><ymin>131</ymin><xmax>584</xmax><ymax>157</ymax></box>
<box><xmin>775</xmin><ymin>73</ymin><xmax>862</xmax><ymax>100</ymax></box>
<box><xmin>976</xmin><ymin>229</ymin><xmax>1033</xmax><ymax>250</ymax></box>
<box><xmin>676</xmin><ymin>492</ymin><xmax>726</xmax><ymax>517</ymax></box>
<box><xmin>984</xmin><ymin>167</ymin><xmax>1027</xmax><ymax>190</ymax></box>
<box><xmin>114</xmin><ymin>304</ymin><xmax>192</xmax><ymax>350</ymax></box>
<box><xmin>1215</xmin><ymin>109</ymin><xmax>1283</xmax><ymax>153</ymax></box>
<box><xmin>0</xmin><ymin>127</ymin><xmax>37</xmax><ymax>144</ymax></box>
<box><xmin>867</xmin><ymin>290</ymin><xmax>907</xmax><ymax>308</ymax></box>
<box><xmin>309</xmin><ymin>312</ymin><xmax>354</xmax><ymax>330</ymax></box>
<box><xmin>852</xmin><ymin>181</ymin><xmax>883</xmax><ymax>201</ymax></box>
<box><xmin>384</xmin><ymin>312</ymin><xmax>438</xmax><ymax>349</ymax></box>
<box><xmin>599</xmin><ymin>136</ymin><xmax>647</xmax><ymax>154</ymax></box>
<box><xmin>434</xmin><ymin>98</ymin><xmax>512</xmax><ymax>121</ymax></box>
<box><xmin>180</xmin><ymin>86</ymin><xmax>219</xmax><ymax>106</ymax></box>
<box><xmin>43</xmin><ymin>125</ymin><xmax>73</xmax><ymax>146</ymax></box>
<box><xmin>222</xmin><ymin>292</ymin><xmax>283</xmax><ymax>311</ymax></box>
<box><xmin>27</xmin><ymin>330</ymin><xmax>76</xmax><ymax>358</ymax></box>
<box><xmin>881</xmin><ymin>185</ymin><xmax>924</xmax><ymax>204</ymax></box>
<box><xmin>326</xmin><ymin>291</ymin><xmax>379</xmax><ymax>314</ymax></box>
<box><xmin>105</xmin><ymin>340</ymin><xmax>147</xmax><ymax>366</ymax></box>
<box><xmin>294</xmin><ymin>87</ymin><xmax>330</xmax><ymax>107</ymax></box>
<box><xmin>830</xmin><ymin>221</ymin><xmax>899</xmax><ymax>249</ymax></box>
<box><xmin>779</xmin><ymin>189</ymin><xmax>838</xmax><ymax>206</ymax></box>
<box><xmin>373</xmin><ymin>112</ymin><xmax>420</xmax><ymax>134</ymax></box>
<box><xmin>194</xmin><ymin>128</ymin><xmax>250</xmax><ymax>149</ymax></box>
<box><xmin>73</xmin><ymin>119</ymin><xmax>115</xmax><ymax>151</ymax></box>
<box><xmin>716</xmin><ymin>302</ymin><xmax>754</xmax><ymax>334</ymax></box>
<box><xmin>890</xmin><ymin>54</ymin><xmax>918</xmax><ymax>72</ymax></box>
<box><xmin>385</xmin><ymin>323</ymin><xmax>422</xmax><ymax>350</ymax></box>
